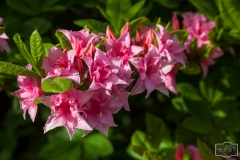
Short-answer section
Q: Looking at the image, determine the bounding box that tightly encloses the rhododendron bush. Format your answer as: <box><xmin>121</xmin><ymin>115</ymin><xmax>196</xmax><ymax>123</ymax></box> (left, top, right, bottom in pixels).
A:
<box><xmin>0</xmin><ymin>0</ymin><xmax>240</xmax><ymax>159</ymax></box>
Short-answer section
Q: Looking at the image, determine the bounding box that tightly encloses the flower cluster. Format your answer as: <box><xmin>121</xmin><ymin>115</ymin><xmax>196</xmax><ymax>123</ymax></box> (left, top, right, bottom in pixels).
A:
<box><xmin>172</xmin><ymin>12</ymin><xmax>223</xmax><ymax>78</ymax></box>
<box><xmin>175</xmin><ymin>143</ymin><xmax>203</xmax><ymax>160</ymax></box>
<box><xmin>0</xmin><ymin>17</ymin><xmax>10</xmax><ymax>53</ymax></box>
<box><xmin>12</xmin><ymin>22</ymin><xmax>186</xmax><ymax>139</ymax></box>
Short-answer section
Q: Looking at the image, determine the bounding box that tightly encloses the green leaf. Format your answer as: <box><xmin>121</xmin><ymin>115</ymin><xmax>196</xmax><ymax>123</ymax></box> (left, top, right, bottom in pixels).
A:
<box><xmin>218</xmin><ymin>117</ymin><xmax>240</xmax><ymax>132</ymax></box>
<box><xmin>55</xmin><ymin>31</ymin><xmax>72</xmax><ymax>51</ymax></box>
<box><xmin>130</xmin><ymin>17</ymin><xmax>150</xmax><ymax>36</ymax></box>
<box><xmin>199</xmin><ymin>79</ymin><xmax>223</xmax><ymax>105</ymax></box>
<box><xmin>184</xmin><ymin>98</ymin><xmax>212</xmax><ymax>123</ymax></box>
<box><xmin>82</xmin><ymin>133</ymin><xmax>114</xmax><ymax>159</ymax></box>
<box><xmin>13</xmin><ymin>33</ymin><xmax>34</xmax><ymax>65</ymax></box>
<box><xmin>41</xmin><ymin>77</ymin><xmax>73</xmax><ymax>93</ymax></box>
<box><xmin>74</xmin><ymin>19</ymin><xmax>108</xmax><ymax>34</ymax></box>
<box><xmin>143</xmin><ymin>151</ymin><xmax>160</xmax><ymax>160</ymax></box>
<box><xmin>106</xmin><ymin>0</ymin><xmax>131</xmax><ymax>34</ymax></box>
<box><xmin>124</xmin><ymin>0</ymin><xmax>145</xmax><ymax>21</ymax></box>
<box><xmin>153</xmin><ymin>0</ymin><xmax>179</xmax><ymax>9</ymax></box>
<box><xmin>220</xmin><ymin>0</ymin><xmax>240</xmax><ymax>31</ymax></box>
<box><xmin>182</xmin><ymin>117</ymin><xmax>214</xmax><ymax>134</ymax></box>
<box><xmin>0</xmin><ymin>27</ymin><xmax>5</xmax><ymax>35</ymax></box>
<box><xmin>171</xmin><ymin>97</ymin><xmax>188</xmax><ymax>112</ymax></box>
<box><xmin>146</xmin><ymin>113</ymin><xmax>165</xmax><ymax>151</ymax></box>
<box><xmin>43</xmin><ymin>43</ymin><xmax>54</xmax><ymax>57</ymax></box>
<box><xmin>177</xmin><ymin>82</ymin><xmax>202</xmax><ymax>101</ymax></box>
<box><xmin>0</xmin><ymin>61</ymin><xmax>38</xmax><ymax>77</ymax></box>
<box><xmin>127</xmin><ymin>130</ymin><xmax>149</xmax><ymax>159</ymax></box>
<box><xmin>197</xmin><ymin>139</ymin><xmax>216</xmax><ymax>160</ymax></box>
<box><xmin>180</xmin><ymin>61</ymin><xmax>201</xmax><ymax>75</ymax></box>
<box><xmin>30</xmin><ymin>30</ymin><xmax>44</xmax><ymax>70</ymax></box>
<box><xmin>170</xmin><ymin>30</ymin><xmax>188</xmax><ymax>45</ymax></box>
<box><xmin>188</xmin><ymin>0</ymin><xmax>219</xmax><ymax>19</ymax></box>
<box><xmin>40</xmin><ymin>140</ymin><xmax>81</xmax><ymax>160</ymax></box>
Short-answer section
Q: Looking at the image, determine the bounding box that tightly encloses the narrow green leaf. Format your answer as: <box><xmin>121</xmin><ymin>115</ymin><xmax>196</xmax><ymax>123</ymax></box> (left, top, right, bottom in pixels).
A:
<box><xmin>143</xmin><ymin>151</ymin><xmax>160</xmax><ymax>160</ymax></box>
<box><xmin>124</xmin><ymin>0</ymin><xmax>145</xmax><ymax>21</ymax></box>
<box><xmin>180</xmin><ymin>61</ymin><xmax>201</xmax><ymax>75</ymax></box>
<box><xmin>171</xmin><ymin>97</ymin><xmax>188</xmax><ymax>112</ymax></box>
<box><xmin>188</xmin><ymin>0</ymin><xmax>219</xmax><ymax>19</ymax></box>
<box><xmin>30</xmin><ymin>29</ymin><xmax>44</xmax><ymax>69</ymax></box>
<box><xmin>189</xmin><ymin>39</ymin><xmax>198</xmax><ymax>58</ymax></box>
<box><xmin>153</xmin><ymin>0</ymin><xmax>179</xmax><ymax>9</ymax></box>
<box><xmin>74</xmin><ymin>19</ymin><xmax>108</xmax><ymax>34</ymax></box>
<box><xmin>146</xmin><ymin>113</ymin><xmax>165</xmax><ymax>151</ymax></box>
<box><xmin>13</xmin><ymin>33</ymin><xmax>34</xmax><ymax>65</ymax></box>
<box><xmin>43</xmin><ymin>43</ymin><xmax>54</xmax><ymax>57</ymax></box>
<box><xmin>96</xmin><ymin>5</ymin><xmax>110</xmax><ymax>21</ymax></box>
<box><xmin>182</xmin><ymin>117</ymin><xmax>214</xmax><ymax>134</ymax></box>
<box><xmin>106</xmin><ymin>0</ymin><xmax>131</xmax><ymax>34</ymax></box>
<box><xmin>218</xmin><ymin>117</ymin><xmax>240</xmax><ymax>132</ymax></box>
<box><xmin>6</xmin><ymin>0</ymin><xmax>39</xmax><ymax>15</ymax></box>
<box><xmin>0</xmin><ymin>61</ymin><xmax>38</xmax><ymax>77</ymax></box>
<box><xmin>41</xmin><ymin>77</ymin><xmax>72</xmax><ymax>93</ymax></box>
<box><xmin>197</xmin><ymin>139</ymin><xmax>216</xmax><ymax>160</ymax></box>
<box><xmin>170</xmin><ymin>30</ymin><xmax>188</xmax><ymax>45</ymax></box>
<box><xmin>55</xmin><ymin>31</ymin><xmax>72</xmax><ymax>51</ymax></box>
<box><xmin>0</xmin><ymin>27</ymin><xmax>5</xmax><ymax>35</ymax></box>
<box><xmin>220</xmin><ymin>0</ymin><xmax>240</xmax><ymax>30</ymax></box>
<box><xmin>177</xmin><ymin>82</ymin><xmax>202</xmax><ymax>101</ymax></box>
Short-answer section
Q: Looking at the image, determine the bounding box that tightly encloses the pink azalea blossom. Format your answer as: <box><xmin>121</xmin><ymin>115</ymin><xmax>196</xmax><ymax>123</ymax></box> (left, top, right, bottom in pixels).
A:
<box><xmin>58</xmin><ymin>29</ymin><xmax>101</xmax><ymax>58</ymax></box>
<box><xmin>0</xmin><ymin>17</ymin><xmax>10</xmax><ymax>53</ymax></box>
<box><xmin>175</xmin><ymin>143</ymin><xmax>184</xmax><ymax>160</ymax></box>
<box><xmin>39</xmin><ymin>88</ymin><xmax>93</xmax><ymax>140</ymax></box>
<box><xmin>164</xmin><ymin>64</ymin><xmax>179</xmax><ymax>95</ymax></box>
<box><xmin>12</xmin><ymin>65</ymin><xmax>44</xmax><ymax>122</ymax></box>
<box><xmin>82</xmin><ymin>89</ymin><xmax>123</xmax><ymax>136</ymax></box>
<box><xmin>175</xmin><ymin>144</ymin><xmax>203</xmax><ymax>160</ymax></box>
<box><xmin>131</xmin><ymin>45</ymin><xmax>168</xmax><ymax>97</ymax></box>
<box><xmin>42</xmin><ymin>46</ymin><xmax>80</xmax><ymax>84</ymax></box>
<box><xmin>82</xmin><ymin>49</ymin><xmax>127</xmax><ymax>91</ymax></box>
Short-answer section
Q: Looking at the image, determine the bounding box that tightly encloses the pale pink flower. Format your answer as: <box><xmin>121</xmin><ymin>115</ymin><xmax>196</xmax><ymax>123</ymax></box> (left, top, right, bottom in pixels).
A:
<box><xmin>0</xmin><ymin>17</ymin><xmax>10</xmax><ymax>53</ymax></box>
<box><xmin>200</xmin><ymin>47</ymin><xmax>223</xmax><ymax>78</ymax></box>
<box><xmin>131</xmin><ymin>45</ymin><xmax>168</xmax><ymax>97</ymax></box>
<box><xmin>40</xmin><ymin>88</ymin><xmax>93</xmax><ymax>140</ymax></box>
<box><xmin>82</xmin><ymin>49</ymin><xmax>127</xmax><ymax>91</ymax></box>
<box><xmin>42</xmin><ymin>46</ymin><xmax>80</xmax><ymax>84</ymax></box>
<box><xmin>12</xmin><ymin>65</ymin><xmax>44</xmax><ymax>122</ymax></box>
<box><xmin>182</xmin><ymin>12</ymin><xmax>215</xmax><ymax>50</ymax></box>
<box><xmin>82</xmin><ymin>89</ymin><xmax>123</xmax><ymax>136</ymax></box>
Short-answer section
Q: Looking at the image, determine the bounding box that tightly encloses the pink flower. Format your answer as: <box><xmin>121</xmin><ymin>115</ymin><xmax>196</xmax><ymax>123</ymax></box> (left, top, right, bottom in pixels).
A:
<box><xmin>164</xmin><ymin>64</ymin><xmax>179</xmax><ymax>95</ymax></box>
<box><xmin>175</xmin><ymin>143</ymin><xmax>184</xmax><ymax>160</ymax></box>
<box><xmin>59</xmin><ymin>29</ymin><xmax>102</xmax><ymax>58</ymax></box>
<box><xmin>175</xmin><ymin>144</ymin><xmax>203</xmax><ymax>160</ymax></box>
<box><xmin>131</xmin><ymin>45</ymin><xmax>168</xmax><ymax>97</ymax></box>
<box><xmin>82</xmin><ymin>89</ymin><xmax>123</xmax><ymax>136</ymax></box>
<box><xmin>0</xmin><ymin>17</ymin><xmax>10</xmax><ymax>53</ymax></box>
<box><xmin>12</xmin><ymin>65</ymin><xmax>44</xmax><ymax>122</ymax></box>
<box><xmin>42</xmin><ymin>46</ymin><xmax>80</xmax><ymax>84</ymax></box>
<box><xmin>200</xmin><ymin>47</ymin><xmax>223</xmax><ymax>78</ymax></box>
<box><xmin>40</xmin><ymin>88</ymin><xmax>93</xmax><ymax>140</ymax></box>
<box><xmin>82</xmin><ymin>49</ymin><xmax>127</xmax><ymax>91</ymax></box>
<box><xmin>182</xmin><ymin>12</ymin><xmax>215</xmax><ymax>50</ymax></box>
